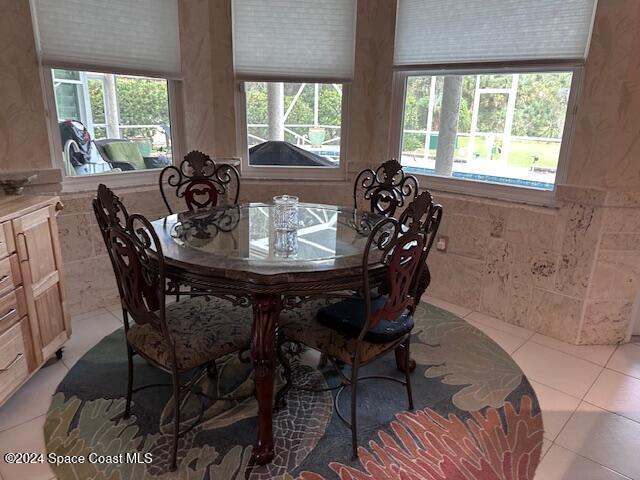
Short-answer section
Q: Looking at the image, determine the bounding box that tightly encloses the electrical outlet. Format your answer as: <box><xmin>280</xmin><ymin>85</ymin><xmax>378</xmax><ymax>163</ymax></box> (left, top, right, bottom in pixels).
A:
<box><xmin>436</xmin><ymin>235</ymin><xmax>448</xmax><ymax>252</ymax></box>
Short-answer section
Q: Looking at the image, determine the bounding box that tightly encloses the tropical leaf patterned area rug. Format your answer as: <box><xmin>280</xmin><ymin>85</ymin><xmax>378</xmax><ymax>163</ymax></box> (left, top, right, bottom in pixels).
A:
<box><xmin>44</xmin><ymin>303</ymin><xmax>544</xmax><ymax>479</ymax></box>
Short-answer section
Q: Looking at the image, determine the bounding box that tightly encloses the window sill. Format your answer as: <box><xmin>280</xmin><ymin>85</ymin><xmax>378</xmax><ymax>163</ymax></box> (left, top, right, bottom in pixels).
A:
<box><xmin>61</xmin><ymin>169</ymin><xmax>162</xmax><ymax>194</ymax></box>
<box><xmin>240</xmin><ymin>166</ymin><xmax>347</xmax><ymax>182</ymax></box>
<box><xmin>61</xmin><ymin>160</ymin><xmax>345</xmax><ymax>194</ymax></box>
<box><xmin>412</xmin><ymin>173</ymin><xmax>557</xmax><ymax>207</ymax></box>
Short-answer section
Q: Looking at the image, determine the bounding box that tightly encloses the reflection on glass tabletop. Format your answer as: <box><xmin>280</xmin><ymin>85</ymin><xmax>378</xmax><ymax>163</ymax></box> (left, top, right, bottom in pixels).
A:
<box><xmin>163</xmin><ymin>203</ymin><xmax>382</xmax><ymax>264</ymax></box>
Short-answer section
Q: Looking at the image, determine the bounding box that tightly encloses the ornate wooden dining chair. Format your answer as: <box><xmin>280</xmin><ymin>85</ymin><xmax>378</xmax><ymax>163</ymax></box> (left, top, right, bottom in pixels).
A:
<box><xmin>93</xmin><ymin>184</ymin><xmax>251</xmax><ymax>471</ymax></box>
<box><xmin>353</xmin><ymin>158</ymin><xmax>419</xmax><ymax>217</ymax></box>
<box><xmin>277</xmin><ymin>190</ymin><xmax>442</xmax><ymax>459</ymax></box>
<box><xmin>352</xmin><ymin>159</ymin><xmax>435</xmax><ymax>371</ymax></box>
<box><xmin>159</xmin><ymin>150</ymin><xmax>240</xmax><ymax>214</ymax></box>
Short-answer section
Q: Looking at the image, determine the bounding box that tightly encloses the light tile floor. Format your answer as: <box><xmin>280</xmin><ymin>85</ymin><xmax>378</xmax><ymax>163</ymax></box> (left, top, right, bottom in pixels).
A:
<box><xmin>0</xmin><ymin>296</ymin><xmax>639</xmax><ymax>479</ymax></box>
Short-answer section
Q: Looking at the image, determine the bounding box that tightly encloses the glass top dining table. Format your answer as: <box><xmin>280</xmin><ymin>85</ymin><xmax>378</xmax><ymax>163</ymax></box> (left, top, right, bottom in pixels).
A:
<box><xmin>151</xmin><ymin>203</ymin><xmax>387</xmax><ymax>285</ymax></box>
<box><xmin>149</xmin><ymin>202</ymin><xmax>390</xmax><ymax>466</ymax></box>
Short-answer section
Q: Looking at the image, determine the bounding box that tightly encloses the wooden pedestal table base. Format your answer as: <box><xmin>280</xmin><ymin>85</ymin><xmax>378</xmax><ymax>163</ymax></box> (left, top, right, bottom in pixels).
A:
<box><xmin>250</xmin><ymin>293</ymin><xmax>282</xmax><ymax>465</ymax></box>
<box><xmin>151</xmin><ymin>203</ymin><xmax>388</xmax><ymax>466</ymax></box>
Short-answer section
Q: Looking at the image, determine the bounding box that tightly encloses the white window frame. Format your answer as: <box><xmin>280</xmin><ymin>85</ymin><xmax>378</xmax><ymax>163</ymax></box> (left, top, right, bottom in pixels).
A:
<box><xmin>389</xmin><ymin>63</ymin><xmax>584</xmax><ymax>206</ymax></box>
<box><xmin>83</xmin><ymin>73</ymin><xmax>107</xmax><ymax>137</ymax></box>
<box><xmin>236</xmin><ymin>80</ymin><xmax>350</xmax><ymax>181</ymax></box>
<box><xmin>51</xmin><ymin>70</ymin><xmax>90</xmax><ymax>126</ymax></box>
<box><xmin>42</xmin><ymin>67</ymin><xmax>185</xmax><ymax>193</ymax></box>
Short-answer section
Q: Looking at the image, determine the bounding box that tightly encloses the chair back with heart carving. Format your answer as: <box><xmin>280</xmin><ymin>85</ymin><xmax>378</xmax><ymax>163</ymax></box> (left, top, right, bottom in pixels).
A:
<box><xmin>353</xmin><ymin>159</ymin><xmax>419</xmax><ymax>218</ymax></box>
<box><xmin>159</xmin><ymin>150</ymin><xmax>240</xmax><ymax>214</ymax></box>
<box><xmin>93</xmin><ymin>184</ymin><xmax>168</xmax><ymax>338</ymax></box>
<box><xmin>398</xmin><ymin>189</ymin><xmax>443</xmax><ymax>263</ymax></box>
<box><xmin>359</xmin><ymin>190</ymin><xmax>441</xmax><ymax>339</ymax></box>
<box><xmin>399</xmin><ymin>189</ymin><xmax>443</xmax><ymax>303</ymax></box>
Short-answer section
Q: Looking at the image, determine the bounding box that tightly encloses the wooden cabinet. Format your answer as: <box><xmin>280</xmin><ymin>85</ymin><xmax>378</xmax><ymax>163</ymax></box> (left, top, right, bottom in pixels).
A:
<box><xmin>13</xmin><ymin>204</ymin><xmax>70</xmax><ymax>364</ymax></box>
<box><xmin>0</xmin><ymin>196</ymin><xmax>70</xmax><ymax>406</ymax></box>
<box><xmin>0</xmin><ymin>322</ymin><xmax>30</xmax><ymax>403</ymax></box>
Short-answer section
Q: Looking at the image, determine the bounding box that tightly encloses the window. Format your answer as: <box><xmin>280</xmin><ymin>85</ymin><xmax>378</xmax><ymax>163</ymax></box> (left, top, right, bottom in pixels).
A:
<box><xmin>233</xmin><ymin>0</ymin><xmax>355</xmax><ymax>176</ymax></box>
<box><xmin>393</xmin><ymin>0</ymin><xmax>596</xmax><ymax>197</ymax></box>
<box><xmin>51</xmin><ymin>69</ymin><xmax>173</xmax><ymax>176</ymax></box>
<box><xmin>243</xmin><ymin>82</ymin><xmax>344</xmax><ymax>168</ymax></box>
<box><xmin>399</xmin><ymin>71</ymin><xmax>575</xmax><ymax>190</ymax></box>
<box><xmin>32</xmin><ymin>0</ymin><xmax>181</xmax><ymax>183</ymax></box>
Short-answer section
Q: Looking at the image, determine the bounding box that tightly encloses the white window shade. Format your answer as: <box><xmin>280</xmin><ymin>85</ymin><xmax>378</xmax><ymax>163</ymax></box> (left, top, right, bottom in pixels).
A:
<box><xmin>31</xmin><ymin>0</ymin><xmax>181</xmax><ymax>78</ymax></box>
<box><xmin>394</xmin><ymin>0</ymin><xmax>597</xmax><ymax>67</ymax></box>
<box><xmin>233</xmin><ymin>0</ymin><xmax>356</xmax><ymax>81</ymax></box>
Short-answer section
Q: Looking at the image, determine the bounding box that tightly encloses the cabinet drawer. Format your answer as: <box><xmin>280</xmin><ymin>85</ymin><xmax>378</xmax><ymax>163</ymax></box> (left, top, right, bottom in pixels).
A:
<box><xmin>0</xmin><ymin>222</ymin><xmax>15</xmax><ymax>259</ymax></box>
<box><xmin>0</xmin><ymin>254</ymin><xmax>21</xmax><ymax>297</ymax></box>
<box><xmin>0</xmin><ymin>321</ymin><xmax>28</xmax><ymax>405</ymax></box>
<box><xmin>0</xmin><ymin>287</ymin><xmax>25</xmax><ymax>335</ymax></box>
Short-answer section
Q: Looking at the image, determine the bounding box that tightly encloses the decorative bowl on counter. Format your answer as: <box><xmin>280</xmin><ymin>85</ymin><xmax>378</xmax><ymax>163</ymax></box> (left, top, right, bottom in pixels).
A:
<box><xmin>0</xmin><ymin>172</ymin><xmax>37</xmax><ymax>195</ymax></box>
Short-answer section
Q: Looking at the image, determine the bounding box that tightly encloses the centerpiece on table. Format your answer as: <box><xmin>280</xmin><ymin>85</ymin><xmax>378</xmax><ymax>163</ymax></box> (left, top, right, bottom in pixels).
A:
<box><xmin>272</xmin><ymin>194</ymin><xmax>299</xmax><ymax>255</ymax></box>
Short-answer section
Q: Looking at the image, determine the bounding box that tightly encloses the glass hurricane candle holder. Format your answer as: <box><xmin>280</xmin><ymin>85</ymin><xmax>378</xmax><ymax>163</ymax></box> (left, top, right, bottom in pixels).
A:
<box><xmin>273</xmin><ymin>195</ymin><xmax>299</xmax><ymax>255</ymax></box>
<box><xmin>273</xmin><ymin>195</ymin><xmax>299</xmax><ymax>232</ymax></box>
<box><xmin>274</xmin><ymin>229</ymin><xmax>298</xmax><ymax>255</ymax></box>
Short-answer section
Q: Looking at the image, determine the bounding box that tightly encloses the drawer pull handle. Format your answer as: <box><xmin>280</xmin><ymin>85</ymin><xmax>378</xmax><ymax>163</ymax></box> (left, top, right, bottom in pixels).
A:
<box><xmin>0</xmin><ymin>275</ymin><xmax>8</xmax><ymax>284</ymax></box>
<box><xmin>16</xmin><ymin>233</ymin><xmax>29</xmax><ymax>263</ymax></box>
<box><xmin>0</xmin><ymin>308</ymin><xmax>16</xmax><ymax>322</ymax></box>
<box><xmin>0</xmin><ymin>353</ymin><xmax>23</xmax><ymax>372</ymax></box>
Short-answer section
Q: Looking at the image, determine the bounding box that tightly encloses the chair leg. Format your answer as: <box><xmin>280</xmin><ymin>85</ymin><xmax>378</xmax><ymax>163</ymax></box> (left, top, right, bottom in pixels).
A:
<box><xmin>318</xmin><ymin>353</ymin><xmax>328</xmax><ymax>370</ymax></box>
<box><xmin>124</xmin><ymin>343</ymin><xmax>134</xmax><ymax>419</ymax></box>
<box><xmin>170</xmin><ymin>368</ymin><xmax>180</xmax><ymax>471</ymax></box>
<box><xmin>350</xmin><ymin>360</ymin><xmax>360</xmax><ymax>459</ymax></box>
<box><xmin>206</xmin><ymin>361</ymin><xmax>218</xmax><ymax>380</ymax></box>
<box><xmin>275</xmin><ymin>333</ymin><xmax>292</xmax><ymax>411</ymax></box>
<box><xmin>403</xmin><ymin>338</ymin><xmax>414</xmax><ymax>411</ymax></box>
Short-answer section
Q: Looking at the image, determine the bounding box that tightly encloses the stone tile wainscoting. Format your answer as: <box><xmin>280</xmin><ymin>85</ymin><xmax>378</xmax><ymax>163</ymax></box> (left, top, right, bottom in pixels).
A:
<box><xmin>428</xmin><ymin>184</ymin><xmax>640</xmax><ymax>346</ymax></box>
<box><xmin>57</xmin><ymin>186</ymin><xmax>182</xmax><ymax>315</ymax></box>
<box><xmin>57</xmin><ymin>181</ymin><xmax>354</xmax><ymax>316</ymax></box>
<box><xmin>585</xmin><ymin>191</ymin><xmax>640</xmax><ymax>344</ymax></box>
<box><xmin>58</xmin><ymin>182</ymin><xmax>640</xmax><ymax>346</ymax></box>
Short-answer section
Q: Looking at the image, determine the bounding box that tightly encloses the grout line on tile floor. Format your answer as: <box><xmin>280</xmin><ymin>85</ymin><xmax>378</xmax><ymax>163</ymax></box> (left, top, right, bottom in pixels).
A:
<box><xmin>579</xmin><ymin>365</ymin><xmax>605</xmax><ymax>402</ymax></box>
<box><xmin>510</xmin><ymin>344</ymin><xmax>606</xmax><ymax>405</ymax></box>
<box><xmin>0</xmin><ymin>385</ymin><xmax>58</xmax><ymax>434</ymax></box>
<box><xmin>459</xmin><ymin>307</ymin><xmax>625</xmax><ymax>372</ymax></box>
<box><xmin>523</xmin><ymin>377</ymin><xmax>583</xmax><ymax>409</ymax></box>
<box><xmin>0</xmin><ymin>413</ymin><xmax>47</xmax><ymax>437</ymax></box>
<box><xmin>606</xmin><ymin>364</ymin><xmax>640</xmax><ymax>382</ymax></box>
<box><xmin>525</xmin><ymin>337</ymin><xmax>619</xmax><ymax>368</ymax></box>
<box><xmin>70</xmin><ymin>307</ymin><xmax>113</xmax><ymax>324</ymax></box>
<box><xmin>0</xmin><ymin>415</ymin><xmax>39</xmax><ymax>434</ymax></box>
<box><xmin>0</xmin><ymin>361</ymin><xmax>67</xmax><ymax>432</ymax></box>
<box><xmin>62</xmin><ymin>359</ymin><xmax>75</xmax><ymax>370</ymax></box>
<box><xmin>519</xmin><ymin>335</ymin><xmax>640</xmax><ymax>475</ymax></box>
<box><xmin>529</xmin><ymin>378</ymin><xmax>584</xmax><ymax>410</ymax></box>
<box><xmin>529</xmin><ymin>379</ymin><xmax>582</xmax><ymax>434</ymax></box>
<box><xmin>548</xmin><ymin>437</ymin><xmax>635</xmax><ymax>480</ymax></box>
<box><xmin>509</xmin><ymin>338</ymin><xmax>528</xmax><ymax>357</ymax></box>
<box><xmin>565</xmin><ymin>369</ymin><xmax>640</xmax><ymax>431</ymax></box>
<box><xmin>603</xmin><ymin>342</ymin><xmax>622</xmax><ymax>365</ymax></box>
<box><xmin>579</xmin><ymin>397</ymin><xmax>640</xmax><ymax>428</ymax></box>
<box><xmin>540</xmin><ymin>439</ymin><xmax>553</xmax><ymax>461</ymax></box>
<box><xmin>467</xmin><ymin>310</ymin><xmax>536</xmax><ymax>340</ymax></box>
<box><xmin>583</xmin><ymin>367</ymin><xmax>606</xmax><ymax>400</ymax></box>
<box><xmin>105</xmin><ymin>311</ymin><xmax>123</xmax><ymax>325</ymax></box>
<box><xmin>551</xmin><ymin>406</ymin><xmax>583</xmax><ymax>463</ymax></box>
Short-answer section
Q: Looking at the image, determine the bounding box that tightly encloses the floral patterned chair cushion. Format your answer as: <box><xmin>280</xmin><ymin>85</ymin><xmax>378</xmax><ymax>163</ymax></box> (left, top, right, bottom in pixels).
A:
<box><xmin>278</xmin><ymin>299</ymin><xmax>401</xmax><ymax>365</ymax></box>
<box><xmin>126</xmin><ymin>297</ymin><xmax>251</xmax><ymax>371</ymax></box>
